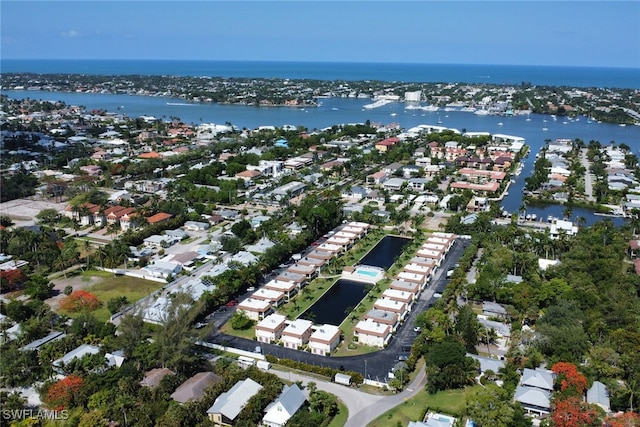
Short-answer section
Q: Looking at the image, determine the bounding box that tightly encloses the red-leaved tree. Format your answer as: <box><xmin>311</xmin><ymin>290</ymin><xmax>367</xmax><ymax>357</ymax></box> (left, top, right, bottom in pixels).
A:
<box><xmin>604</xmin><ymin>412</ymin><xmax>640</xmax><ymax>427</ymax></box>
<box><xmin>0</xmin><ymin>269</ymin><xmax>26</xmax><ymax>292</ymax></box>
<box><xmin>551</xmin><ymin>396</ymin><xmax>600</xmax><ymax>427</ymax></box>
<box><xmin>59</xmin><ymin>290</ymin><xmax>101</xmax><ymax>312</ymax></box>
<box><xmin>552</xmin><ymin>361</ymin><xmax>588</xmax><ymax>396</ymax></box>
<box><xmin>44</xmin><ymin>375</ymin><xmax>83</xmax><ymax>410</ymax></box>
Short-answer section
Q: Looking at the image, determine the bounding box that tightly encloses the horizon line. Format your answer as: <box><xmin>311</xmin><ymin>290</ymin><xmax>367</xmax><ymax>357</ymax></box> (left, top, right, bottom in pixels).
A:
<box><xmin>2</xmin><ymin>58</ymin><xmax>639</xmax><ymax>70</ymax></box>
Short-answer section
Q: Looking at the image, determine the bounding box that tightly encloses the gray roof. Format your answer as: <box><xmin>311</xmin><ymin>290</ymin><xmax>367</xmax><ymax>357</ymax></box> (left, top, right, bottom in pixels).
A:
<box><xmin>264</xmin><ymin>384</ymin><xmax>306</xmax><ymax>418</ymax></box>
<box><xmin>207</xmin><ymin>378</ymin><xmax>263</xmax><ymax>421</ymax></box>
<box><xmin>482</xmin><ymin>301</ymin><xmax>508</xmax><ymax>316</ymax></box>
<box><xmin>467</xmin><ymin>354</ymin><xmax>505</xmax><ymax>373</ymax></box>
<box><xmin>171</xmin><ymin>372</ymin><xmax>222</xmax><ymax>404</ymax></box>
<box><xmin>20</xmin><ymin>331</ymin><xmax>66</xmax><ymax>351</ymax></box>
<box><xmin>53</xmin><ymin>344</ymin><xmax>100</xmax><ymax>368</ymax></box>
<box><xmin>520</xmin><ymin>368</ymin><xmax>555</xmax><ymax>391</ymax></box>
<box><xmin>515</xmin><ymin>385</ymin><xmax>551</xmax><ymax>411</ymax></box>
<box><xmin>587</xmin><ymin>381</ymin><xmax>610</xmax><ymax>412</ymax></box>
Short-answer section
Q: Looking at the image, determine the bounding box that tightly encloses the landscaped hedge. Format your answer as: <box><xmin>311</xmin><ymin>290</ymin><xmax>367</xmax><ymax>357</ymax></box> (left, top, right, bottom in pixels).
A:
<box><xmin>265</xmin><ymin>354</ymin><xmax>364</xmax><ymax>384</ymax></box>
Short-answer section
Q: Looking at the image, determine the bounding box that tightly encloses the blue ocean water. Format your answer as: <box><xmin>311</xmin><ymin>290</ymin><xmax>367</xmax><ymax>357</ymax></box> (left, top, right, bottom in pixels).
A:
<box><xmin>1</xmin><ymin>59</ymin><xmax>639</xmax><ymax>89</ymax></box>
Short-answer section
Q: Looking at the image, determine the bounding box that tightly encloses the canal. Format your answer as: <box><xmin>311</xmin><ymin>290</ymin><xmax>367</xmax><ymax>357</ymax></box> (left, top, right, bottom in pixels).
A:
<box><xmin>301</xmin><ymin>235</ymin><xmax>412</xmax><ymax>325</ymax></box>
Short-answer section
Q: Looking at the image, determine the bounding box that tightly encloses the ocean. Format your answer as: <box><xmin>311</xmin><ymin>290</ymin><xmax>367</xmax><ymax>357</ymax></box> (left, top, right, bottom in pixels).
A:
<box><xmin>1</xmin><ymin>59</ymin><xmax>639</xmax><ymax>89</ymax></box>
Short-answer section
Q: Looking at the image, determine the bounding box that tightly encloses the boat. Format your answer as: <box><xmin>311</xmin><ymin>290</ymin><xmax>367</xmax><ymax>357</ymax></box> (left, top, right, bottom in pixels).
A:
<box><xmin>390</xmin><ymin>112</ymin><xmax>397</xmax><ymax>117</ymax></box>
<box><xmin>497</xmin><ymin>122</ymin><xmax>503</xmax><ymax>126</ymax></box>
<box><xmin>542</xmin><ymin>127</ymin><xmax>548</xmax><ymax>131</ymax></box>
<box><xmin>530</xmin><ymin>214</ymin><xmax>537</xmax><ymax>221</ymax></box>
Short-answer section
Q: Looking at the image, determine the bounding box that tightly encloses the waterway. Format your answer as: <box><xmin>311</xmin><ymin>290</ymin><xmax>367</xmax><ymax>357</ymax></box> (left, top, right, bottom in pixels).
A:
<box><xmin>3</xmin><ymin>90</ymin><xmax>639</xmax><ymax>224</ymax></box>
<box><xmin>359</xmin><ymin>235</ymin><xmax>412</xmax><ymax>269</ymax></box>
<box><xmin>302</xmin><ymin>235</ymin><xmax>412</xmax><ymax>325</ymax></box>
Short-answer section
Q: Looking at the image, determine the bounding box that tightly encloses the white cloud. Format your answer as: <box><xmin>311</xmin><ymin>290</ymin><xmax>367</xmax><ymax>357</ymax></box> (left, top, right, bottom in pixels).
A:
<box><xmin>61</xmin><ymin>30</ymin><xmax>80</xmax><ymax>38</ymax></box>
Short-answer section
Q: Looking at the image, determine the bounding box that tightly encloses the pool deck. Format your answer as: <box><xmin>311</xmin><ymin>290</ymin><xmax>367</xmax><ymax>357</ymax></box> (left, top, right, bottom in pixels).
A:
<box><xmin>341</xmin><ymin>264</ymin><xmax>385</xmax><ymax>284</ymax></box>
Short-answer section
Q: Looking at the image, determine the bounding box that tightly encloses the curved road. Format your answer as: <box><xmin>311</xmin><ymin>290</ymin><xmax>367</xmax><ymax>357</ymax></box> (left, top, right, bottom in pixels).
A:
<box><xmin>269</xmin><ymin>364</ymin><xmax>427</xmax><ymax>427</ymax></box>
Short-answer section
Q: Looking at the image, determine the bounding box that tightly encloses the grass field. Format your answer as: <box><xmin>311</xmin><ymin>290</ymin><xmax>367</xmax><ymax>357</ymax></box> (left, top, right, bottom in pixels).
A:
<box><xmin>328</xmin><ymin>400</ymin><xmax>349</xmax><ymax>427</ymax></box>
<box><xmin>59</xmin><ymin>270</ymin><xmax>164</xmax><ymax>322</ymax></box>
<box><xmin>367</xmin><ymin>385</ymin><xmax>480</xmax><ymax>427</ymax></box>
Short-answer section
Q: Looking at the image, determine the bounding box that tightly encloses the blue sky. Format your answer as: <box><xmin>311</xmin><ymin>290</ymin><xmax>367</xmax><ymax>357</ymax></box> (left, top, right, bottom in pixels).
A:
<box><xmin>2</xmin><ymin>1</ymin><xmax>639</xmax><ymax>68</ymax></box>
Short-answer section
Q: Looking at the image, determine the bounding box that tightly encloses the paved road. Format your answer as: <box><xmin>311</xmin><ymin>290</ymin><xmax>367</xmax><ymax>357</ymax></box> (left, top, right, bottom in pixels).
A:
<box><xmin>269</xmin><ymin>363</ymin><xmax>427</xmax><ymax>427</ymax></box>
<box><xmin>204</xmin><ymin>238</ymin><xmax>470</xmax><ymax>381</ymax></box>
<box><xmin>581</xmin><ymin>148</ymin><xmax>595</xmax><ymax>202</ymax></box>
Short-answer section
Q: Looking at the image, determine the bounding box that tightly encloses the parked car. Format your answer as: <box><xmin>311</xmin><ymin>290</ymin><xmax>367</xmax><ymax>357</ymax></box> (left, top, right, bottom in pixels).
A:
<box><xmin>247</xmin><ymin>287</ymin><xmax>255</xmax><ymax>292</ymax></box>
<box><xmin>398</xmin><ymin>355</ymin><xmax>409</xmax><ymax>361</ymax></box>
<box><xmin>413</xmin><ymin>327</ymin><xmax>422</xmax><ymax>333</ymax></box>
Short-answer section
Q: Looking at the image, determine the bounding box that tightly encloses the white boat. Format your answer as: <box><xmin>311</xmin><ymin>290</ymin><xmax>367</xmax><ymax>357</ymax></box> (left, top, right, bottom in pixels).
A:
<box><xmin>530</xmin><ymin>214</ymin><xmax>537</xmax><ymax>221</ymax></box>
<box><xmin>390</xmin><ymin>112</ymin><xmax>397</xmax><ymax>117</ymax></box>
<box><xmin>497</xmin><ymin>122</ymin><xmax>503</xmax><ymax>126</ymax></box>
<box><xmin>474</xmin><ymin>109</ymin><xmax>490</xmax><ymax>116</ymax></box>
<box><xmin>542</xmin><ymin>127</ymin><xmax>548</xmax><ymax>131</ymax></box>
<box><xmin>460</xmin><ymin>107</ymin><xmax>477</xmax><ymax>112</ymax></box>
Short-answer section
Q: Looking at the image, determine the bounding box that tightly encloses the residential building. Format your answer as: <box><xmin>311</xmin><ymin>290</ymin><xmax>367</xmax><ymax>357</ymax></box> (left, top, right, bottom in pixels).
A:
<box><xmin>207</xmin><ymin>378</ymin><xmax>263</xmax><ymax>426</ymax></box>
<box><xmin>281</xmin><ymin>319</ymin><xmax>313</xmax><ymax>349</ymax></box>
<box><xmin>308</xmin><ymin>324</ymin><xmax>340</xmax><ymax>356</ymax></box>
<box><xmin>255</xmin><ymin>314</ymin><xmax>287</xmax><ymax>344</ymax></box>
<box><xmin>354</xmin><ymin>319</ymin><xmax>392</xmax><ymax>348</ymax></box>
<box><xmin>237</xmin><ymin>298</ymin><xmax>272</xmax><ymax>321</ymax></box>
<box><xmin>172</xmin><ymin>372</ymin><xmax>222</xmax><ymax>404</ymax></box>
<box><xmin>262</xmin><ymin>384</ymin><xmax>306</xmax><ymax>427</ymax></box>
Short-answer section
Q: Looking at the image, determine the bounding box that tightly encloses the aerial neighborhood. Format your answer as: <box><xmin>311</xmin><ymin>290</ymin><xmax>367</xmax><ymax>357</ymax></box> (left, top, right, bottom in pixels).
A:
<box><xmin>1</xmin><ymin>86</ymin><xmax>639</xmax><ymax>427</ymax></box>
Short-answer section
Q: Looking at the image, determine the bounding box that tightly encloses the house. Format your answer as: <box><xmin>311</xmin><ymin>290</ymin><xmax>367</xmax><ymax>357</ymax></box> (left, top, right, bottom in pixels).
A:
<box><xmin>146</xmin><ymin>212</ymin><xmax>173</xmax><ymax>225</ymax></box>
<box><xmin>140</xmin><ymin>367</ymin><xmax>175</xmax><ymax>388</ymax></box>
<box><xmin>52</xmin><ymin>344</ymin><xmax>101</xmax><ymax>374</ymax></box>
<box><xmin>20</xmin><ymin>331</ymin><xmax>66</xmax><ymax>352</ymax></box>
<box><xmin>262</xmin><ymin>384</ymin><xmax>306</xmax><ymax>427</ymax></box>
<box><xmin>184</xmin><ymin>221</ymin><xmax>210</xmax><ymax>231</ymax></box>
<box><xmin>281</xmin><ymin>319</ymin><xmax>313</xmax><ymax>349</ymax></box>
<box><xmin>365</xmin><ymin>309</ymin><xmax>400</xmax><ymax>332</ymax></box>
<box><xmin>171</xmin><ymin>372</ymin><xmax>222</xmax><ymax>404</ymax></box>
<box><xmin>408</xmin><ymin>413</ymin><xmax>456</xmax><ymax>427</ymax></box>
<box><xmin>587</xmin><ymin>381</ymin><xmax>611</xmax><ymax>413</ymax></box>
<box><xmin>207</xmin><ymin>378</ymin><xmax>263</xmax><ymax>426</ymax></box>
<box><xmin>515</xmin><ymin>368</ymin><xmax>555</xmax><ymax>415</ymax></box>
<box><xmin>354</xmin><ymin>319</ymin><xmax>392</xmax><ymax>348</ymax></box>
<box><xmin>237</xmin><ymin>298</ymin><xmax>272</xmax><ymax>321</ymax></box>
<box><xmin>256</xmin><ymin>314</ymin><xmax>287</xmax><ymax>344</ymax></box>
<box><xmin>263</xmin><ymin>279</ymin><xmax>298</xmax><ymax>300</ymax></box>
<box><xmin>308</xmin><ymin>324</ymin><xmax>341</xmax><ymax>356</ymax></box>
<box><xmin>250</xmin><ymin>288</ymin><xmax>285</xmax><ymax>308</ymax></box>
<box><xmin>383</xmin><ymin>177</ymin><xmax>406</xmax><ymax>191</ymax></box>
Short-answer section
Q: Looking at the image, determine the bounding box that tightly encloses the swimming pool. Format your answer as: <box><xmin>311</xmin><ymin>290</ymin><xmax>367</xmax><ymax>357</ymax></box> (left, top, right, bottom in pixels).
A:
<box><xmin>356</xmin><ymin>269</ymin><xmax>379</xmax><ymax>277</ymax></box>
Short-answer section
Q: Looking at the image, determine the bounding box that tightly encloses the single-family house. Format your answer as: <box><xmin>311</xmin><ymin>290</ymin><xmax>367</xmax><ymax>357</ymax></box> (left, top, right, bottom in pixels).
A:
<box><xmin>262</xmin><ymin>384</ymin><xmax>306</xmax><ymax>427</ymax></box>
<box><xmin>172</xmin><ymin>372</ymin><xmax>222</xmax><ymax>404</ymax></box>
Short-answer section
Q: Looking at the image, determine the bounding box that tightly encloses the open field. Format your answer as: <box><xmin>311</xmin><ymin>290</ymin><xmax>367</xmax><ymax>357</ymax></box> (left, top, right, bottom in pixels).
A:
<box><xmin>367</xmin><ymin>384</ymin><xmax>480</xmax><ymax>427</ymax></box>
<box><xmin>52</xmin><ymin>270</ymin><xmax>164</xmax><ymax>322</ymax></box>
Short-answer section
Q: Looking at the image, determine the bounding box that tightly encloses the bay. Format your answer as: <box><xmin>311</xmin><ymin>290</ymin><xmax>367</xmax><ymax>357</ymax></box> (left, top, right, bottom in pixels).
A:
<box><xmin>3</xmin><ymin>89</ymin><xmax>639</xmax><ymax>226</ymax></box>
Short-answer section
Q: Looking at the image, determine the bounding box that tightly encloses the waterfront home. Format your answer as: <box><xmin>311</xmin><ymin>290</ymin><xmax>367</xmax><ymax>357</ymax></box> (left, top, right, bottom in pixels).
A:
<box><xmin>264</xmin><ymin>279</ymin><xmax>298</xmax><ymax>300</ymax></box>
<box><xmin>397</xmin><ymin>271</ymin><xmax>428</xmax><ymax>289</ymax></box>
<box><xmin>296</xmin><ymin>255</ymin><xmax>327</xmax><ymax>271</ymax></box>
<box><xmin>262</xmin><ymin>384</ymin><xmax>306</xmax><ymax>427</ymax></box>
<box><xmin>403</xmin><ymin>263</ymin><xmax>432</xmax><ymax>279</ymax></box>
<box><xmin>250</xmin><ymin>288</ymin><xmax>285</xmax><ymax>307</ymax></box>
<box><xmin>354</xmin><ymin>319</ymin><xmax>392</xmax><ymax>348</ymax></box>
<box><xmin>308</xmin><ymin>324</ymin><xmax>341</xmax><ymax>356</ymax></box>
<box><xmin>286</xmin><ymin>263</ymin><xmax>319</xmax><ymax>280</ymax></box>
<box><xmin>237</xmin><ymin>298</ymin><xmax>272</xmax><ymax>321</ymax></box>
<box><xmin>373</xmin><ymin>298</ymin><xmax>409</xmax><ymax>320</ymax></box>
<box><xmin>382</xmin><ymin>288</ymin><xmax>415</xmax><ymax>305</ymax></box>
<box><xmin>281</xmin><ymin>319</ymin><xmax>313</xmax><ymax>349</ymax></box>
<box><xmin>172</xmin><ymin>372</ymin><xmax>223</xmax><ymax>405</ymax></box>
<box><xmin>275</xmin><ymin>271</ymin><xmax>306</xmax><ymax>289</ymax></box>
<box><xmin>410</xmin><ymin>256</ymin><xmax>437</xmax><ymax>270</ymax></box>
<box><xmin>389</xmin><ymin>279</ymin><xmax>420</xmax><ymax>295</ymax></box>
<box><xmin>365</xmin><ymin>309</ymin><xmax>400</xmax><ymax>332</ymax></box>
<box><xmin>255</xmin><ymin>314</ymin><xmax>287</xmax><ymax>344</ymax></box>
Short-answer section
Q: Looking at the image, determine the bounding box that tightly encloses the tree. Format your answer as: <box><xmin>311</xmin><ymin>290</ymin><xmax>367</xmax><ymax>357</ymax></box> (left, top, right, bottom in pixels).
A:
<box><xmin>24</xmin><ymin>274</ymin><xmax>54</xmax><ymax>300</ymax></box>
<box><xmin>43</xmin><ymin>375</ymin><xmax>84</xmax><ymax>410</ymax></box>
<box><xmin>550</xmin><ymin>396</ymin><xmax>600</xmax><ymax>427</ymax></box>
<box><xmin>59</xmin><ymin>290</ymin><xmax>102</xmax><ymax>312</ymax></box>
<box><xmin>551</xmin><ymin>362</ymin><xmax>588</xmax><ymax>397</ymax></box>
<box><xmin>230</xmin><ymin>311</ymin><xmax>253</xmax><ymax>330</ymax></box>
<box><xmin>466</xmin><ymin>384</ymin><xmax>530</xmax><ymax>427</ymax></box>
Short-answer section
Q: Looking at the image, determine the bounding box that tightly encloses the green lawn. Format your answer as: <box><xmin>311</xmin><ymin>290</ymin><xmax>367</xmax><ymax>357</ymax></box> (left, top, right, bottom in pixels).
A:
<box><xmin>328</xmin><ymin>400</ymin><xmax>349</xmax><ymax>427</ymax></box>
<box><xmin>367</xmin><ymin>385</ymin><xmax>481</xmax><ymax>427</ymax></box>
<box><xmin>59</xmin><ymin>271</ymin><xmax>165</xmax><ymax>322</ymax></box>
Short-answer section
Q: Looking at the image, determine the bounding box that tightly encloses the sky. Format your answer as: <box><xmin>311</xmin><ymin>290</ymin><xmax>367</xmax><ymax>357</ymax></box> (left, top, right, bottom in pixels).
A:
<box><xmin>1</xmin><ymin>1</ymin><xmax>639</xmax><ymax>68</ymax></box>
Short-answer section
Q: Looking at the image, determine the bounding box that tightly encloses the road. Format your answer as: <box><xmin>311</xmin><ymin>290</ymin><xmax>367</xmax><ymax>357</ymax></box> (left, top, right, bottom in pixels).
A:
<box><xmin>581</xmin><ymin>148</ymin><xmax>595</xmax><ymax>202</ymax></box>
<box><xmin>268</xmin><ymin>363</ymin><xmax>428</xmax><ymax>427</ymax></box>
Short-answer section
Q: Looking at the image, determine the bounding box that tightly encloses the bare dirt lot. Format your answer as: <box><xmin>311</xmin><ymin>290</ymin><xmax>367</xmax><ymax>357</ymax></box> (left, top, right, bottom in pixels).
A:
<box><xmin>0</xmin><ymin>197</ymin><xmax>68</xmax><ymax>227</ymax></box>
